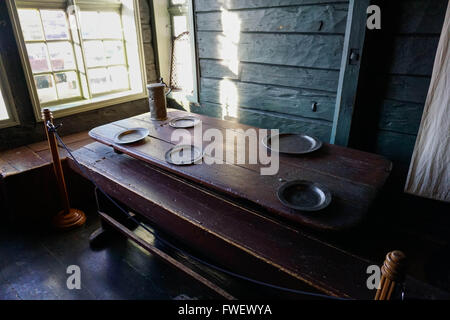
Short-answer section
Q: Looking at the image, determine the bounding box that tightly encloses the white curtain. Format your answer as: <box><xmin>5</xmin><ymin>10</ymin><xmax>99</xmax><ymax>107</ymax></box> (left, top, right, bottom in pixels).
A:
<box><xmin>405</xmin><ymin>2</ymin><xmax>450</xmax><ymax>202</ymax></box>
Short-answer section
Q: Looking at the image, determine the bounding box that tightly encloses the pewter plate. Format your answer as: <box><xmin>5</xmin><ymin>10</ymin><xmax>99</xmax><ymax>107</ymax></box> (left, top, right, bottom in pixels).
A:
<box><xmin>263</xmin><ymin>133</ymin><xmax>322</xmax><ymax>154</ymax></box>
<box><xmin>165</xmin><ymin>144</ymin><xmax>203</xmax><ymax>165</ymax></box>
<box><xmin>277</xmin><ymin>180</ymin><xmax>332</xmax><ymax>212</ymax></box>
<box><xmin>169</xmin><ymin>116</ymin><xmax>201</xmax><ymax>128</ymax></box>
<box><xmin>113</xmin><ymin>128</ymin><xmax>149</xmax><ymax>144</ymax></box>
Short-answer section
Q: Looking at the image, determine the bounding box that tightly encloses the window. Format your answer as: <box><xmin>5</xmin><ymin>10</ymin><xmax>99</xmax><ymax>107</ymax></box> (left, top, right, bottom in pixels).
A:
<box><xmin>0</xmin><ymin>55</ymin><xmax>19</xmax><ymax>128</ymax></box>
<box><xmin>7</xmin><ymin>0</ymin><xmax>147</xmax><ymax>120</ymax></box>
<box><xmin>151</xmin><ymin>0</ymin><xmax>198</xmax><ymax>105</ymax></box>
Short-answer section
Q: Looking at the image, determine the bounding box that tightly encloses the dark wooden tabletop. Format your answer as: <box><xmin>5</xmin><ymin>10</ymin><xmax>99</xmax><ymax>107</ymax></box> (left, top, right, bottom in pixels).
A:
<box><xmin>89</xmin><ymin>109</ymin><xmax>392</xmax><ymax>231</ymax></box>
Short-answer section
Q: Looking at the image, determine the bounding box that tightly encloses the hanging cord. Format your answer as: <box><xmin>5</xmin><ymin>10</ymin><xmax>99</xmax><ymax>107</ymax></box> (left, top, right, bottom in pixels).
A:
<box><xmin>48</xmin><ymin>123</ymin><xmax>348</xmax><ymax>300</ymax></box>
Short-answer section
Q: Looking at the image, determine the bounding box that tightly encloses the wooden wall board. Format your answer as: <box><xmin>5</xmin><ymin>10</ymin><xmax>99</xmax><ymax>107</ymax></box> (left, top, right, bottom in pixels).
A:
<box><xmin>199</xmin><ymin>78</ymin><xmax>336</xmax><ymax>121</ymax></box>
<box><xmin>194</xmin><ymin>0</ymin><xmax>349</xmax><ymax>12</ymax></box>
<box><xmin>191</xmin><ymin>102</ymin><xmax>333</xmax><ymax>141</ymax></box>
<box><xmin>331</xmin><ymin>0</ymin><xmax>369</xmax><ymax>146</ymax></box>
<box><xmin>196</xmin><ymin>4</ymin><xmax>349</xmax><ymax>34</ymax></box>
<box><xmin>197</xmin><ymin>32</ymin><xmax>345</xmax><ymax>70</ymax></box>
<box><xmin>350</xmin><ymin>0</ymin><xmax>447</xmax><ymax>180</ymax></box>
<box><xmin>192</xmin><ymin>0</ymin><xmax>350</xmax><ymax>135</ymax></box>
<box><xmin>199</xmin><ymin>60</ymin><xmax>340</xmax><ymax>92</ymax></box>
<box><xmin>377</xmin><ymin>100</ymin><xmax>424</xmax><ymax>135</ymax></box>
<box><xmin>387</xmin><ymin>36</ymin><xmax>440</xmax><ymax>76</ymax></box>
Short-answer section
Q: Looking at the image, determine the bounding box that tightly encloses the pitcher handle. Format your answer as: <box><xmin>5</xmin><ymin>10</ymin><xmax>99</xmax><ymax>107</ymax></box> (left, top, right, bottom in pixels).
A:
<box><xmin>159</xmin><ymin>77</ymin><xmax>172</xmax><ymax>96</ymax></box>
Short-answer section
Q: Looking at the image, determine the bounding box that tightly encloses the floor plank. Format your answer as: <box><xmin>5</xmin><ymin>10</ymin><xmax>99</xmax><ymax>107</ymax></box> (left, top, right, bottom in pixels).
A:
<box><xmin>0</xmin><ymin>212</ymin><xmax>228</xmax><ymax>300</ymax></box>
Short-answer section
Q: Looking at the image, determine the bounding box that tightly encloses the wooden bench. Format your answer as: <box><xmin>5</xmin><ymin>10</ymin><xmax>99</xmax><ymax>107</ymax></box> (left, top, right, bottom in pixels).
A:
<box><xmin>0</xmin><ymin>131</ymin><xmax>93</xmax><ymax>177</ymax></box>
<box><xmin>0</xmin><ymin>132</ymin><xmax>93</xmax><ymax>224</ymax></box>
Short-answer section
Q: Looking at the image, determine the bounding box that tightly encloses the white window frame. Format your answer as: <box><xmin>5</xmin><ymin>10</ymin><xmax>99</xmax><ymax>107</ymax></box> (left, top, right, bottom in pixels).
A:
<box><xmin>6</xmin><ymin>0</ymin><xmax>148</xmax><ymax>121</ymax></box>
<box><xmin>0</xmin><ymin>57</ymin><xmax>20</xmax><ymax>129</ymax></box>
<box><xmin>151</xmin><ymin>0</ymin><xmax>198</xmax><ymax>105</ymax></box>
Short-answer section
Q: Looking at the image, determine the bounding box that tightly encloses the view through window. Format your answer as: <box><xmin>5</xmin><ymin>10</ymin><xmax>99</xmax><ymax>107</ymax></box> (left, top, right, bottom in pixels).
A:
<box><xmin>9</xmin><ymin>0</ymin><xmax>146</xmax><ymax>117</ymax></box>
<box><xmin>18</xmin><ymin>7</ymin><xmax>130</xmax><ymax>104</ymax></box>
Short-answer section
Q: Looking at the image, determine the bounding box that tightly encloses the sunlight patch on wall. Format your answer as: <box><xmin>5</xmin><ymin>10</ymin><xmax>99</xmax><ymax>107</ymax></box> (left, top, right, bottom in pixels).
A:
<box><xmin>219</xmin><ymin>78</ymin><xmax>238</xmax><ymax>119</ymax></box>
<box><xmin>218</xmin><ymin>7</ymin><xmax>240</xmax><ymax>75</ymax></box>
<box><xmin>218</xmin><ymin>7</ymin><xmax>240</xmax><ymax>119</ymax></box>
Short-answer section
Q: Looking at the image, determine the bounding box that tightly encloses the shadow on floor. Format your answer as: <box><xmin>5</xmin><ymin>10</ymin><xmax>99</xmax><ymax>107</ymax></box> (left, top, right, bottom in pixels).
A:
<box><xmin>0</xmin><ymin>211</ymin><xmax>225</xmax><ymax>300</ymax></box>
<box><xmin>1</xmin><ymin>210</ymin><xmax>319</xmax><ymax>300</ymax></box>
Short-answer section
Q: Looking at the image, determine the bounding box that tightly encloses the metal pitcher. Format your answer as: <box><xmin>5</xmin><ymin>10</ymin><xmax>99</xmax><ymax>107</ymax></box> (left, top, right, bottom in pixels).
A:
<box><xmin>147</xmin><ymin>78</ymin><xmax>172</xmax><ymax>120</ymax></box>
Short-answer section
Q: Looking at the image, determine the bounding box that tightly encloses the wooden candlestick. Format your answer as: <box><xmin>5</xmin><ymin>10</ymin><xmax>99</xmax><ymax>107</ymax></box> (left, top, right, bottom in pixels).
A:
<box><xmin>42</xmin><ymin>109</ymin><xmax>86</xmax><ymax>230</ymax></box>
<box><xmin>375</xmin><ymin>250</ymin><xmax>407</xmax><ymax>300</ymax></box>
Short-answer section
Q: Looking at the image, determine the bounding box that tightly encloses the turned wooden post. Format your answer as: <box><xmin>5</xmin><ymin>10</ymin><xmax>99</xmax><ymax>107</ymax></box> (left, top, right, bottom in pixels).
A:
<box><xmin>42</xmin><ymin>109</ymin><xmax>86</xmax><ymax>229</ymax></box>
<box><xmin>375</xmin><ymin>250</ymin><xmax>407</xmax><ymax>300</ymax></box>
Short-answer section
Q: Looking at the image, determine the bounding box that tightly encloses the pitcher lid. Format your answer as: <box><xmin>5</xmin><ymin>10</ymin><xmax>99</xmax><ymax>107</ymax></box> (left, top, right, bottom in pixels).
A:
<box><xmin>146</xmin><ymin>82</ymin><xmax>165</xmax><ymax>88</ymax></box>
<box><xmin>147</xmin><ymin>77</ymin><xmax>168</xmax><ymax>88</ymax></box>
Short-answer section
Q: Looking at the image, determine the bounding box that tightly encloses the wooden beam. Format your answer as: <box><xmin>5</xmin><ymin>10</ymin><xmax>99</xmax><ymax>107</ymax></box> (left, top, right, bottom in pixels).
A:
<box><xmin>98</xmin><ymin>211</ymin><xmax>236</xmax><ymax>300</ymax></box>
<box><xmin>331</xmin><ymin>0</ymin><xmax>370</xmax><ymax>146</ymax></box>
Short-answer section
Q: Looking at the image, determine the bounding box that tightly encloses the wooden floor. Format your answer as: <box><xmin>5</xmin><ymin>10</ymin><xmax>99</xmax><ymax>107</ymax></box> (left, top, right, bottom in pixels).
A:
<box><xmin>0</xmin><ymin>131</ymin><xmax>93</xmax><ymax>177</ymax></box>
<box><xmin>1</xmin><ymin>209</ymin><xmax>310</xmax><ymax>300</ymax></box>
<box><xmin>0</xmin><ymin>211</ymin><xmax>226</xmax><ymax>300</ymax></box>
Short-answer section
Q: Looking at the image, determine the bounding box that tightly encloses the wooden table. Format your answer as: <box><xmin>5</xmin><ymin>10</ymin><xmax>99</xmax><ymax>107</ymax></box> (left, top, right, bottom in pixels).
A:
<box><xmin>88</xmin><ymin>109</ymin><xmax>392</xmax><ymax>232</ymax></box>
<box><xmin>67</xmin><ymin>111</ymin><xmax>450</xmax><ymax>299</ymax></box>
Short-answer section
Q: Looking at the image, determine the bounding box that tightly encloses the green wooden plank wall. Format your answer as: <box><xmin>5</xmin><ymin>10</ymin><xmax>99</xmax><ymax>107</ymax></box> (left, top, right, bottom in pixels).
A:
<box><xmin>192</xmin><ymin>0</ymin><xmax>350</xmax><ymax>141</ymax></box>
<box><xmin>351</xmin><ymin>0</ymin><xmax>447</xmax><ymax>169</ymax></box>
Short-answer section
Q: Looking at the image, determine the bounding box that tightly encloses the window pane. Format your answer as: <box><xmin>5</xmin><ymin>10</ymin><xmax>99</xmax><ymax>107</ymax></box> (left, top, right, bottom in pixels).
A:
<box><xmin>84</xmin><ymin>41</ymin><xmax>105</xmax><ymax>67</ymax></box>
<box><xmin>104</xmin><ymin>41</ymin><xmax>125</xmax><ymax>65</ymax></box>
<box><xmin>47</xmin><ymin>42</ymin><xmax>76</xmax><ymax>71</ymax></box>
<box><xmin>15</xmin><ymin>3</ymin><xmax>144</xmax><ymax>109</ymax></box>
<box><xmin>18</xmin><ymin>9</ymin><xmax>45</xmax><ymax>41</ymax></box>
<box><xmin>26</xmin><ymin>43</ymin><xmax>51</xmax><ymax>73</ymax></box>
<box><xmin>108</xmin><ymin>66</ymin><xmax>129</xmax><ymax>90</ymax></box>
<box><xmin>34</xmin><ymin>74</ymin><xmax>57</xmax><ymax>103</ymax></box>
<box><xmin>80</xmin><ymin>11</ymin><xmax>101</xmax><ymax>39</ymax></box>
<box><xmin>55</xmin><ymin>71</ymin><xmax>80</xmax><ymax>99</ymax></box>
<box><xmin>0</xmin><ymin>89</ymin><xmax>8</xmax><ymax>120</ymax></box>
<box><xmin>100</xmin><ymin>12</ymin><xmax>123</xmax><ymax>39</ymax></box>
<box><xmin>88</xmin><ymin>68</ymin><xmax>110</xmax><ymax>94</ymax></box>
<box><xmin>40</xmin><ymin>10</ymin><xmax>70</xmax><ymax>40</ymax></box>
